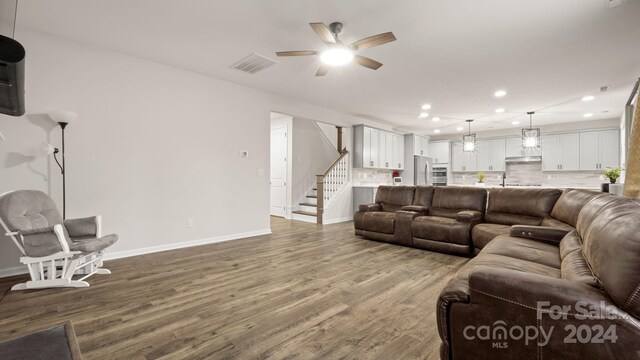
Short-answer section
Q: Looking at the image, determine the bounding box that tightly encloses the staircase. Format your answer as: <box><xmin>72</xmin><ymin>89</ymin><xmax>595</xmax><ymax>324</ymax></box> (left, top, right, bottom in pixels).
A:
<box><xmin>292</xmin><ymin>149</ymin><xmax>349</xmax><ymax>224</ymax></box>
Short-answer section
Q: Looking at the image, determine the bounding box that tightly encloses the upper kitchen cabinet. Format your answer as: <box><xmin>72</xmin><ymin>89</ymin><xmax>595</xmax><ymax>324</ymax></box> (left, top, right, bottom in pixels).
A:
<box><xmin>410</xmin><ymin>134</ymin><xmax>430</xmax><ymax>156</ymax></box>
<box><xmin>451</xmin><ymin>141</ymin><xmax>477</xmax><ymax>172</ymax></box>
<box><xmin>579</xmin><ymin>129</ymin><xmax>620</xmax><ymax>170</ymax></box>
<box><xmin>476</xmin><ymin>138</ymin><xmax>505</xmax><ymax>172</ymax></box>
<box><xmin>353</xmin><ymin>125</ymin><xmax>405</xmax><ymax>170</ymax></box>
<box><xmin>505</xmin><ymin>137</ymin><xmax>542</xmax><ymax>157</ymax></box>
<box><xmin>428</xmin><ymin>140</ymin><xmax>450</xmax><ymax>164</ymax></box>
<box><xmin>541</xmin><ymin>133</ymin><xmax>580</xmax><ymax>171</ymax></box>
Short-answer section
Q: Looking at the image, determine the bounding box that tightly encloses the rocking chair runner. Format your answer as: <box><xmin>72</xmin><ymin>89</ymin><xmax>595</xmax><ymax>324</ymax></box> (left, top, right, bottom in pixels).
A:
<box><xmin>0</xmin><ymin>190</ymin><xmax>118</xmax><ymax>290</ymax></box>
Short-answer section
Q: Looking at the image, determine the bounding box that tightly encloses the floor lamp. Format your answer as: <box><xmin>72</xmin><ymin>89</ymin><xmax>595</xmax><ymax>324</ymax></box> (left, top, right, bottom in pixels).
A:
<box><xmin>49</xmin><ymin>111</ymin><xmax>77</xmax><ymax>219</ymax></box>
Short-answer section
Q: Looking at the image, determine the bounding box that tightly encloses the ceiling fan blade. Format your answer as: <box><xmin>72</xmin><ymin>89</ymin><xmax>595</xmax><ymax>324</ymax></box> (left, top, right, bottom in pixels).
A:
<box><xmin>350</xmin><ymin>32</ymin><xmax>396</xmax><ymax>50</ymax></box>
<box><xmin>276</xmin><ymin>51</ymin><xmax>318</xmax><ymax>57</ymax></box>
<box><xmin>309</xmin><ymin>23</ymin><xmax>336</xmax><ymax>45</ymax></box>
<box><xmin>354</xmin><ymin>55</ymin><xmax>383</xmax><ymax>70</ymax></box>
<box><xmin>315</xmin><ymin>64</ymin><xmax>330</xmax><ymax>76</ymax></box>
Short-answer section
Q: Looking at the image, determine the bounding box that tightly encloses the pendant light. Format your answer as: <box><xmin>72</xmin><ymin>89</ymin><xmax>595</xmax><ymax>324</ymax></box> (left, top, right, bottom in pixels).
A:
<box><xmin>463</xmin><ymin>119</ymin><xmax>476</xmax><ymax>152</ymax></box>
<box><xmin>522</xmin><ymin>111</ymin><xmax>540</xmax><ymax>148</ymax></box>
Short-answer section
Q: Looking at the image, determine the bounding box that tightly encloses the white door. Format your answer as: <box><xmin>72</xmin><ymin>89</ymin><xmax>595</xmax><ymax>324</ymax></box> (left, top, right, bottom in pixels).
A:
<box><xmin>270</xmin><ymin>127</ymin><xmax>287</xmax><ymax>217</ymax></box>
<box><xmin>363</xmin><ymin>127</ymin><xmax>379</xmax><ymax>168</ymax></box>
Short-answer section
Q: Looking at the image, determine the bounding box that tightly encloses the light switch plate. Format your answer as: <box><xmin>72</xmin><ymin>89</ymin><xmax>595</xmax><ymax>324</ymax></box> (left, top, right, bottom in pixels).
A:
<box><xmin>257</xmin><ymin>169</ymin><xmax>265</xmax><ymax>177</ymax></box>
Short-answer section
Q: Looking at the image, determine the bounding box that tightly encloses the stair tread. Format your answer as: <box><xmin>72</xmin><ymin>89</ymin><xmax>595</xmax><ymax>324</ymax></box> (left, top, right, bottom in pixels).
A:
<box><xmin>292</xmin><ymin>210</ymin><xmax>316</xmax><ymax>216</ymax></box>
<box><xmin>299</xmin><ymin>202</ymin><xmax>317</xmax><ymax>207</ymax></box>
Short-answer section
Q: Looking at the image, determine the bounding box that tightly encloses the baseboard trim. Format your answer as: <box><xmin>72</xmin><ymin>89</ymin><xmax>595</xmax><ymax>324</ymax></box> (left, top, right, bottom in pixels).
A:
<box><xmin>102</xmin><ymin>229</ymin><xmax>272</xmax><ymax>261</ymax></box>
<box><xmin>0</xmin><ymin>229</ymin><xmax>272</xmax><ymax>278</ymax></box>
<box><xmin>323</xmin><ymin>217</ymin><xmax>353</xmax><ymax>225</ymax></box>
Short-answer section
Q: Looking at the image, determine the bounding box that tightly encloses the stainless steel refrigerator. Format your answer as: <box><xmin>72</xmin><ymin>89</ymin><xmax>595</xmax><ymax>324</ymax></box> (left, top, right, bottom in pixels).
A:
<box><xmin>414</xmin><ymin>156</ymin><xmax>433</xmax><ymax>185</ymax></box>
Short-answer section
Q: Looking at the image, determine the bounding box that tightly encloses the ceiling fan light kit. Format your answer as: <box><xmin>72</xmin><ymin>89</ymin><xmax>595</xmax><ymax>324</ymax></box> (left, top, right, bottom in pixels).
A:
<box><xmin>276</xmin><ymin>22</ymin><xmax>396</xmax><ymax>76</ymax></box>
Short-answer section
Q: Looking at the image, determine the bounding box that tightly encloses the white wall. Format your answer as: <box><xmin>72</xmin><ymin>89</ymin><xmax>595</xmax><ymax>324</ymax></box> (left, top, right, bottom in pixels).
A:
<box><xmin>0</xmin><ymin>29</ymin><xmax>371</xmax><ymax>275</ymax></box>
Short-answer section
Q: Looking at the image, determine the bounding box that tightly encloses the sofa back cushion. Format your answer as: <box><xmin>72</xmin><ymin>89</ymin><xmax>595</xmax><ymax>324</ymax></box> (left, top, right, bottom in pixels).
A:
<box><xmin>550</xmin><ymin>189</ymin><xmax>600</xmax><ymax>227</ymax></box>
<box><xmin>375</xmin><ymin>186</ymin><xmax>415</xmax><ymax>212</ymax></box>
<box><xmin>559</xmin><ymin>231</ymin><xmax>600</xmax><ymax>288</ymax></box>
<box><xmin>577</xmin><ymin>194</ymin><xmax>640</xmax><ymax>318</ymax></box>
<box><xmin>484</xmin><ymin>188</ymin><xmax>562</xmax><ymax>226</ymax></box>
<box><xmin>428</xmin><ymin>187</ymin><xmax>487</xmax><ymax>219</ymax></box>
<box><xmin>412</xmin><ymin>186</ymin><xmax>435</xmax><ymax>207</ymax></box>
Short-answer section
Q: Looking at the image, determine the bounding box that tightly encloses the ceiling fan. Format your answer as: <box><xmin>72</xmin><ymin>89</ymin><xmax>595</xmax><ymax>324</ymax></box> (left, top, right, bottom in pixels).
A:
<box><xmin>276</xmin><ymin>22</ymin><xmax>396</xmax><ymax>76</ymax></box>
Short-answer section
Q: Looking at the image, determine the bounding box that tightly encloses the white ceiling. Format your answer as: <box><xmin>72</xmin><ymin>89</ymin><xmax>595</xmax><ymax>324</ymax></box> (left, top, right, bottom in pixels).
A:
<box><xmin>15</xmin><ymin>0</ymin><xmax>640</xmax><ymax>135</ymax></box>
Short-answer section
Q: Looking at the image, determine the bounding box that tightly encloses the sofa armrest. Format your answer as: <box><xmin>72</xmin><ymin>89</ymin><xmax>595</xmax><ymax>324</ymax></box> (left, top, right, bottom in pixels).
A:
<box><xmin>455</xmin><ymin>210</ymin><xmax>483</xmax><ymax>223</ymax></box>
<box><xmin>358</xmin><ymin>203</ymin><xmax>381</xmax><ymax>212</ymax></box>
<box><xmin>400</xmin><ymin>205</ymin><xmax>429</xmax><ymax>214</ymax></box>
<box><xmin>510</xmin><ymin>225</ymin><xmax>571</xmax><ymax>245</ymax></box>
<box><xmin>64</xmin><ymin>216</ymin><xmax>102</xmax><ymax>238</ymax></box>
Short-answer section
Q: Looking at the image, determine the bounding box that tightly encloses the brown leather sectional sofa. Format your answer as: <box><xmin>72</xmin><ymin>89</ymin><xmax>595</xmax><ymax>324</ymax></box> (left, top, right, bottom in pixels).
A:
<box><xmin>354</xmin><ymin>186</ymin><xmax>640</xmax><ymax>358</ymax></box>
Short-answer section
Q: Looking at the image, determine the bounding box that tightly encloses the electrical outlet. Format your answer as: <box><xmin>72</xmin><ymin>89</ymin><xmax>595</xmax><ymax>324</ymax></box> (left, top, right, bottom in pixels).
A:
<box><xmin>240</xmin><ymin>150</ymin><xmax>249</xmax><ymax>158</ymax></box>
<box><xmin>257</xmin><ymin>168</ymin><xmax>265</xmax><ymax>177</ymax></box>
<box><xmin>547</xmin><ymin>175</ymin><xmax>553</xmax><ymax>180</ymax></box>
<box><xmin>187</xmin><ymin>218</ymin><xmax>194</xmax><ymax>228</ymax></box>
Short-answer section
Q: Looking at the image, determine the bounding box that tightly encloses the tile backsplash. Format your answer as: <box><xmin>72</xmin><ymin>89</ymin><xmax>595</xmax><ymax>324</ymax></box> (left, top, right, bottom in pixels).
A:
<box><xmin>451</xmin><ymin>162</ymin><xmax>605</xmax><ymax>188</ymax></box>
<box><xmin>353</xmin><ymin>168</ymin><xmax>395</xmax><ymax>186</ymax></box>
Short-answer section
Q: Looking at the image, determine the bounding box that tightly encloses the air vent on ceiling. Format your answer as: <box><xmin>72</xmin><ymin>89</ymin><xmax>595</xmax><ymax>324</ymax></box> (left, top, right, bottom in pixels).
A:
<box><xmin>600</xmin><ymin>85</ymin><xmax>610</xmax><ymax>92</ymax></box>
<box><xmin>231</xmin><ymin>53</ymin><xmax>277</xmax><ymax>74</ymax></box>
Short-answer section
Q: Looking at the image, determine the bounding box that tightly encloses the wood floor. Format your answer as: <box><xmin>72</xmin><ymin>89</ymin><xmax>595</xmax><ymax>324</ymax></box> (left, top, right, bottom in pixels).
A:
<box><xmin>0</xmin><ymin>217</ymin><xmax>467</xmax><ymax>360</ymax></box>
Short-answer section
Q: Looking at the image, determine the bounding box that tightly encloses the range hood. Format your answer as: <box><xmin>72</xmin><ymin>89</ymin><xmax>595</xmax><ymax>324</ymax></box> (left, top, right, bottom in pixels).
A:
<box><xmin>505</xmin><ymin>156</ymin><xmax>542</xmax><ymax>163</ymax></box>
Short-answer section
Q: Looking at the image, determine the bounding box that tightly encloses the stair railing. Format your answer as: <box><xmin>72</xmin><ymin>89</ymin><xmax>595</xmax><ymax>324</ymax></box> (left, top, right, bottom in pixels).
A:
<box><xmin>316</xmin><ymin>149</ymin><xmax>349</xmax><ymax>224</ymax></box>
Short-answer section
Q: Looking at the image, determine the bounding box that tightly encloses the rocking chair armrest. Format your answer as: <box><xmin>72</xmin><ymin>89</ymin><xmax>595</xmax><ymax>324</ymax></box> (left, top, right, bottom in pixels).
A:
<box><xmin>20</xmin><ymin>251</ymin><xmax>83</xmax><ymax>263</ymax></box>
<box><xmin>64</xmin><ymin>216</ymin><xmax>102</xmax><ymax>238</ymax></box>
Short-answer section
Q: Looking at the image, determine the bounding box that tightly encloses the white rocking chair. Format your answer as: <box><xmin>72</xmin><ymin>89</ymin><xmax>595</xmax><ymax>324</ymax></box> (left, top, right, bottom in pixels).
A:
<box><xmin>0</xmin><ymin>190</ymin><xmax>118</xmax><ymax>290</ymax></box>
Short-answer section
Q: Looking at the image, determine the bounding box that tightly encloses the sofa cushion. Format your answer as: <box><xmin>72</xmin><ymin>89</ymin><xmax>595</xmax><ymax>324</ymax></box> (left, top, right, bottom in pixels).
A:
<box><xmin>412</xmin><ymin>185</ymin><xmax>434</xmax><ymax>207</ymax></box>
<box><xmin>550</xmin><ymin>189</ymin><xmax>600</xmax><ymax>228</ymax></box>
<box><xmin>480</xmin><ymin>235</ymin><xmax>562</xmax><ymax>269</ymax></box>
<box><xmin>411</xmin><ymin>216</ymin><xmax>472</xmax><ymax>246</ymax></box>
<box><xmin>577</xmin><ymin>195</ymin><xmax>640</xmax><ymax>318</ymax></box>
<box><xmin>374</xmin><ymin>186</ymin><xmax>415</xmax><ymax>212</ymax></box>
<box><xmin>484</xmin><ymin>188</ymin><xmax>562</xmax><ymax>226</ymax></box>
<box><xmin>454</xmin><ymin>253</ymin><xmax>561</xmax><ymax>284</ymax></box>
<box><xmin>361</xmin><ymin>212</ymin><xmax>395</xmax><ymax>234</ymax></box>
<box><xmin>428</xmin><ymin>187</ymin><xmax>487</xmax><ymax>219</ymax></box>
<box><xmin>471</xmin><ymin>223</ymin><xmax>511</xmax><ymax>250</ymax></box>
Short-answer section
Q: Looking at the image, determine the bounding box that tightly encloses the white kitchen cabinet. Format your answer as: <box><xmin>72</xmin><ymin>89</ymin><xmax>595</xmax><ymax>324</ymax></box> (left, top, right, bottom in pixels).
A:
<box><xmin>392</xmin><ymin>134</ymin><xmax>405</xmax><ymax>170</ymax></box>
<box><xmin>452</xmin><ymin>141</ymin><xmax>477</xmax><ymax>172</ymax></box>
<box><xmin>428</xmin><ymin>141</ymin><xmax>450</xmax><ymax>164</ymax></box>
<box><xmin>412</xmin><ymin>135</ymin><xmax>429</xmax><ymax>156</ymax></box>
<box><xmin>353</xmin><ymin>125</ymin><xmax>405</xmax><ymax>170</ymax></box>
<box><xmin>542</xmin><ymin>133</ymin><xmax>580</xmax><ymax>171</ymax></box>
<box><xmin>579</xmin><ymin>130</ymin><xmax>619</xmax><ymax>170</ymax></box>
<box><xmin>505</xmin><ymin>137</ymin><xmax>542</xmax><ymax>158</ymax></box>
<box><xmin>362</xmin><ymin>127</ymin><xmax>379</xmax><ymax>168</ymax></box>
<box><xmin>477</xmin><ymin>139</ymin><xmax>505</xmax><ymax>172</ymax></box>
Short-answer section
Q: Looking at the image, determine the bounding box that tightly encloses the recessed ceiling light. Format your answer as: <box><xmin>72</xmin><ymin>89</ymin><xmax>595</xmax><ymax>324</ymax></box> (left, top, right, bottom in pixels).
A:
<box><xmin>456</xmin><ymin>127</ymin><xmax>463</xmax><ymax>131</ymax></box>
<box><xmin>419</xmin><ymin>112</ymin><xmax>429</xmax><ymax>118</ymax></box>
<box><xmin>422</xmin><ymin>104</ymin><xmax>431</xmax><ymax>110</ymax></box>
<box><xmin>494</xmin><ymin>90</ymin><xmax>507</xmax><ymax>97</ymax></box>
<box><xmin>584</xmin><ymin>113</ymin><xmax>594</xmax><ymax>118</ymax></box>
<box><xmin>434</xmin><ymin>129</ymin><xmax>440</xmax><ymax>133</ymax></box>
<box><xmin>512</xmin><ymin>121</ymin><xmax>520</xmax><ymax>125</ymax></box>
<box><xmin>582</xmin><ymin>95</ymin><xmax>595</xmax><ymax>102</ymax></box>
<box><xmin>495</xmin><ymin>108</ymin><xmax>505</xmax><ymax>113</ymax></box>
<box><xmin>432</xmin><ymin>117</ymin><xmax>440</xmax><ymax>122</ymax></box>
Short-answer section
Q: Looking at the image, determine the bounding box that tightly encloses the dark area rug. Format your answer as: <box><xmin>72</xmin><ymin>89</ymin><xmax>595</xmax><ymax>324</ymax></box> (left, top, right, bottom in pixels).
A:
<box><xmin>0</xmin><ymin>321</ymin><xmax>82</xmax><ymax>360</ymax></box>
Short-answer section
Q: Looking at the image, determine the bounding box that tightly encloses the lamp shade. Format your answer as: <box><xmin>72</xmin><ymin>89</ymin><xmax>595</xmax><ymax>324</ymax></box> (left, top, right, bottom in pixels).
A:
<box><xmin>49</xmin><ymin>111</ymin><xmax>77</xmax><ymax>124</ymax></box>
